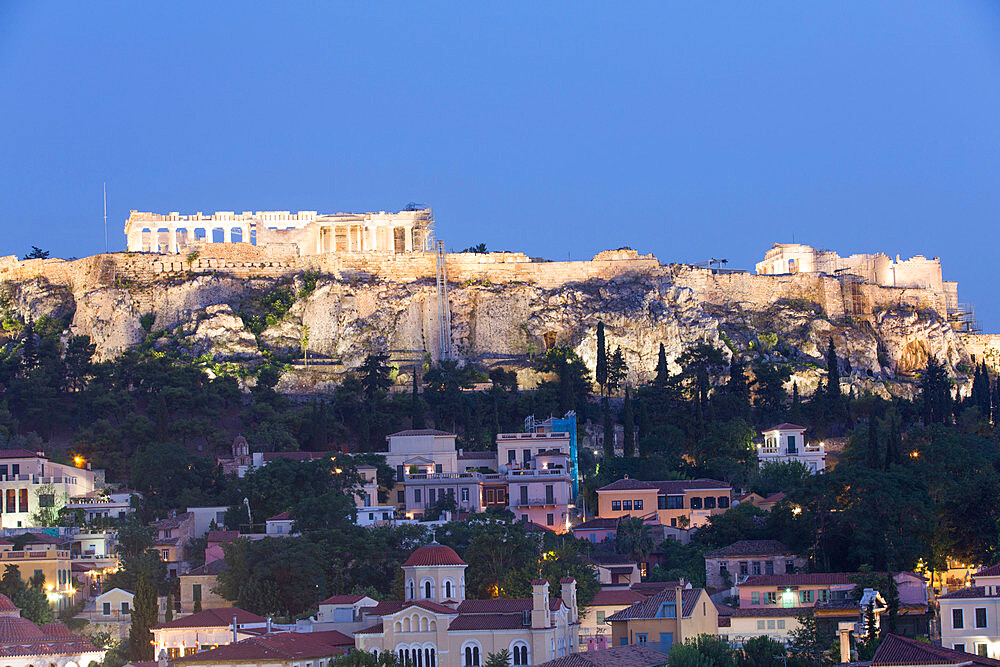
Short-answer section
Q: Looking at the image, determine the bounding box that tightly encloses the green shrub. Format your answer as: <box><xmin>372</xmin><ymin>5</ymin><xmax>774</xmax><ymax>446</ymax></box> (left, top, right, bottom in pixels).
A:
<box><xmin>139</xmin><ymin>313</ymin><xmax>156</xmax><ymax>332</ymax></box>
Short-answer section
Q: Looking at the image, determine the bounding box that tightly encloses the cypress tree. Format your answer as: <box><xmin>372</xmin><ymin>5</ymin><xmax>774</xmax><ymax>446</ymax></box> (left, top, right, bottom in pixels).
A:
<box><xmin>602</xmin><ymin>397</ymin><xmax>614</xmax><ymax>459</ymax></box>
<box><xmin>622</xmin><ymin>386</ymin><xmax>635</xmax><ymax>457</ymax></box>
<box><xmin>826</xmin><ymin>338</ymin><xmax>840</xmax><ymax>399</ymax></box>
<box><xmin>410</xmin><ymin>367</ymin><xmax>425</xmax><ymax>429</ymax></box>
<box><xmin>789</xmin><ymin>382</ymin><xmax>803</xmax><ymax>425</ymax></box>
<box><xmin>19</xmin><ymin>318</ymin><xmax>36</xmax><ymax>372</ymax></box>
<box><xmin>886</xmin><ymin>415</ymin><xmax>900</xmax><ymax>467</ymax></box>
<box><xmin>596</xmin><ymin>322</ymin><xmax>607</xmax><ymax>396</ymax></box>
<box><xmin>130</xmin><ymin>573</ymin><xmax>156</xmax><ymax>661</ymax></box>
<box><xmin>654</xmin><ymin>343</ymin><xmax>669</xmax><ymax>387</ymax></box>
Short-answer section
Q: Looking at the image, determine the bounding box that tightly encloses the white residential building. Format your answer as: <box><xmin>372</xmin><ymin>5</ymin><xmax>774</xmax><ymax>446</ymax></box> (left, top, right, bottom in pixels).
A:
<box><xmin>938</xmin><ymin>564</ymin><xmax>1000</xmax><ymax>658</ymax></box>
<box><xmin>757</xmin><ymin>424</ymin><xmax>826</xmax><ymax>473</ymax></box>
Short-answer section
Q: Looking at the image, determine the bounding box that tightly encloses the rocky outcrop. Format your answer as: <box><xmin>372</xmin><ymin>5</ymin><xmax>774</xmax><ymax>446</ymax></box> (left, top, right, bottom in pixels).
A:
<box><xmin>0</xmin><ymin>253</ymin><xmax>988</xmax><ymax>396</ymax></box>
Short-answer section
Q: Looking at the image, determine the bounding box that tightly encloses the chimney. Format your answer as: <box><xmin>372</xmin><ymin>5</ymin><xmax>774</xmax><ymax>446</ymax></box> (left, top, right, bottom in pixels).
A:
<box><xmin>232</xmin><ymin>614</ymin><xmax>238</xmax><ymax>643</ymax></box>
<box><xmin>531</xmin><ymin>579</ymin><xmax>550</xmax><ymax>629</ymax></box>
<box><xmin>675</xmin><ymin>586</ymin><xmax>683</xmax><ymax>641</ymax></box>
<box><xmin>560</xmin><ymin>577</ymin><xmax>578</xmax><ymax>624</ymax></box>
<box><xmin>266</xmin><ymin>616</ymin><xmax>272</xmax><ymax>633</ymax></box>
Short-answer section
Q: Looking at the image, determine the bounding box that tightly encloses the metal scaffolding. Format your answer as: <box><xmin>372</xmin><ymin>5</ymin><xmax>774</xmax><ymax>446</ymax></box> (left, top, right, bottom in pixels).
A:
<box><xmin>435</xmin><ymin>239</ymin><xmax>452</xmax><ymax>360</ymax></box>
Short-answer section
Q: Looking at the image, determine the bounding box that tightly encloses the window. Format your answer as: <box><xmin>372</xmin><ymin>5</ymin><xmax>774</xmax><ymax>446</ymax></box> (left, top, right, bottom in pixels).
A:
<box><xmin>414</xmin><ymin>489</ymin><xmax>422</xmax><ymax>503</ymax></box>
<box><xmin>720</xmin><ymin>563</ymin><xmax>728</xmax><ymax>574</ymax></box>
<box><xmin>634</xmin><ymin>499</ymin><xmax>643</xmax><ymax>510</ymax></box>
<box><xmin>785</xmin><ymin>559</ymin><xmax>795</xmax><ymax>573</ymax></box>
<box><xmin>704</xmin><ymin>497</ymin><xmax>716</xmax><ymax>509</ymax></box>
<box><xmin>435</xmin><ymin>464</ymin><xmax>443</xmax><ymax>473</ymax></box>
<box><xmin>121</xmin><ymin>602</ymin><xmax>130</xmax><ymax>613</ymax></box>
<box><xmin>740</xmin><ymin>562</ymin><xmax>749</xmax><ymax>576</ymax></box>
<box><xmin>596</xmin><ymin>611</ymin><xmax>606</xmax><ymax>625</ymax></box>
<box><xmin>757</xmin><ymin>620</ymin><xmax>766</xmax><ymax>630</ymax></box>
<box><xmin>508</xmin><ymin>450</ymin><xmax>517</xmax><ymax>464</ymax></box>
<box><xmin>800</xmin><ymin>590</ymin><xmax>814</xmax><ymax>604</ymax></box>
<box><xmin>429</xmin><ymin>489</ymin><xmax>436</xmax><ymax>504</ymax></box>
<box><xmin>777</xmin><ymin>620</ymin><xmax>785</xmax><ymax>629</ymax></box>
<box><xmin>102</xmin><ymin>602</ymin><xmax>111</xmax><ymax>615</ymax></box>
<box><xmin>4</xmin><ymin>489</ymin><xmax>13</xmax><ymax>513</ymax></box>
<box><xmin>765</xmin><ymin>561</ymin><xmax>774</xmax><ymax>575</ymax></box>
<box><xmin>168</xmin><ymin>648</ymin><xmax>180</xmax><ymax>659</ymax></box>
<box><xmin>953</xmin><ymin>608</ymin><xmax>965</xmax><ymax>629</ymax></box>
<box><xmin>38</xmin><ymin>494</ymin><xmax>54</xmax><ymax>508</ymax></box>
<box><xmin>161</xmin><ymin>549</ymin><xmax>169</xmax><ymax>560</ymax></box>
<box><xmin>666</xmin><ymin>496</ymin><xmax>683</xmax><ymax>509</ymax></box>
<box><xmin>546</xmin><ymin>513</ymin><xmax>554</xmax><ymax>526</ymax></box>
<box><xmin>464</xmin><ymin>645</ymin><xmax>481</xmax><ymax>666</ymax></box>
<box><xmin>545</xmin><ymin>485</ymin><xmax>554</xmax><ymax>504</ymax></box>
<box><xmin>512</xmin><ymin>643</ymin><xmax>529</xmax><ymax>665</ymax></box>
<box><xmin>424</xmin><ymin>581</ymin><xmax>432</xmax><ymax>598</ymax></box>
<box><xmin>718</xmin><ymin>496</ymin><xmax>730</xmax><ymax>508</ymax></box>
<box><xmin>954</xmin><ymin>644</ymin><xmax>966</xmax><ymax>653</ymax></box>
<box><xmin>690</xmin><ymin>497</ymin><xmax>703</xmax><ymax>510</ymax></box>
<box><xmin>640</xmin><ymin>562</ymin><xmax>647</xmax><ymax>578</ymax></box>
<box><xmin>751</xmin><ymin>592</ymin><xmax>760</xmax><ymax>605</ymax></box>
<box><xmin>11</xmin><ymin>465</ymin><xmax>18</xmax><ymax>476</ymax></box>
<box><xmin>752</xmin><ymin>562</ymin><xmax>762</xmax><ymax>575</ymax></box>
<box><xmin>445</xmin><ymin>581</ymin><xmax>453</xmax><ymax>598</ymax></box>
<box><xmin>767</xmin><ymin>620</ymin><xmax>775</xmax><ymax>629</ymax></box>
<box><xmin>670</xmin><ymin>518</ymin><xmax>677</xmax><ymax>527</ymax></box>
<box><xmin>0</xmin><ymin>466</ymin><xmax>6</xmax><ymax>478</ymax></box>
<box><xmin>611</xmin><ymin>501</ymin><xmax>622</xmax><ymax>511</ymax></box>
<box><xmin>193</xmin><ymin>585</ymin><xmax>202</xmax><ymax>603</ymax></box>
<box><xmin>461</xmin><ymin>488</ymin><xmax>469</xmax><ymax>503</ymax></box>
<box><xmin>657</xmin><ymin>602</ymin><xmax>676</xmax><ymax>618</ymax></box>
<box><xmin>765</xmin><ymin>592</ymin><xmax>777</xmax><ymax>605</ymax></box>
<box><xmin>397</xmin><ymin>465</ymin><xmax>405</xmax><ymax>480</ymax></box>
<box><xmin>978</xmin><ymin>644</ymin><xmax>988</xmax><ymax>657</ymax></box>
<box><xmin>622</xmin><ymin>500</ymin><xmax>632</xmax><ymax>511</ymax></box>
<box><xmin>977</xmin><ymin>608</ymin><xmax>988</xmax><ymax>628</ymax></box>
<box><xmin>817</xmin><ymin>589</ymin><xmax>829</xmax><ymax>602</ymax></box>
<box><xmin>520</xmin><ymin>487</ymin><xmax>528</xmax><ymax>505</ymax></box>
<box><xmin>636</xmin><ymin>633</ymin><xmax>648</xmax><ymax>645</ymax></box>
<box><xmin>787</xmin><ymin>435</ymin><xmax>797</xmax><ymax>453</ymax></box>
<box><xmin>658</xmin><ymin>496</ymin><xmax>667</xmax><ymax>509</ymax></box>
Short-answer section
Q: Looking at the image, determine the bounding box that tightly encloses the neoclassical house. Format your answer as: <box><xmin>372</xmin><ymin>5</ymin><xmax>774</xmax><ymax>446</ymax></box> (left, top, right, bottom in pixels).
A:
<box><xmin>123</xmin><ymin>208</ymin><xmax>433</xmax><ymax>255</ymax></box>
<box><xmin>0</xmin><ymin>593</ymin><xmax>104</xmax><ymax>667</ymax></box>
<box><xmin>355</xmin><ymin>544</ymin><xmax>579</xmax><ymax>666</ymax></box>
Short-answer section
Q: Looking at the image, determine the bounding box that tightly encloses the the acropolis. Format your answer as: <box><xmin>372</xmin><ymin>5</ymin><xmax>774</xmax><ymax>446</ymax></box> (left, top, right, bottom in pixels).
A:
<box><xmin>123</xmin><ymin>208</ymin><xmax>434</xmax><ymax>255</ymax></box>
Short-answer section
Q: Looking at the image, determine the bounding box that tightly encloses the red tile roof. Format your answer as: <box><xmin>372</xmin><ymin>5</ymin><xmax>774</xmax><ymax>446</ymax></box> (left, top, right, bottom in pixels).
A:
<box><xmin>535</xmin><ymin>645</ymin><xmax>669</xmax><ymax>667</ymax></box>
<box><xmin>872</xmin><ymin>633</ymin><xmax>1000</xmax><ymax>666</ymax></box>
<box><xmin>598</xmin><ymin>478</ymin><xmax>659</xmax><ymax>491</ymax></box>
<box><xmin>267</xmin><ymin>511</ymin><xmax>292</xmax><ymax>521</ymax></box>
<box><xmin>0</xmin><ymin>449</ymin><xmax>44</xmax><ymax>459</ymax></box>
<box><xmin>355</xmin><ymin>622</ymin><xmax>383</xmax><ymax>635</ymax></box>
<box><xmin>456</xmin><ymin>599</ymin><xmax>532</xmax><ymax>613</ymax></box>
<box><xmin>0</xmin><ymin>616</ymin><xmax>44</xmax><ymax>641</ymax></box>
<box><xmin>366</xmin><ymin>600</ymin><xmax>458</xmax><ymax>616</ymax></box>
<box><xmin>184</xmin><ymin>559</ymin><xmax>228</xmax><ymax>576</ymax></box>
<box><xmin>571</xmin><ymin>517</ymin><xmax>621</xmax><ymax>530</ymax></box>
<box><xmin>448</xmin><ymin>614</ymin><xmax>526</xmax><ymax>631</ymax></box>
<box><xmin>976</xmin><ymin>564</ymin><xmax>1000</xmax><ymax>577</ymax></box>
<box><xmin>402</xmin><ymin>544</ymin><xmax>466</xmax><ymax>567</ymax></box>
<box><xmin>0</xmin><ymin>595</ymin><xmax>18</xmax><ymax>612</ymax></box>
<box><xmin>206</xmin><ymin>530</ymin><xmax>240</xmax><ymax>543</ymax></box>
<box><xmin>715</xmin><ymin>605</ymin><xmax>806</xmax><ymax>618</ymax></box>
<box><xmin>318</xmin><ymin>594</ymin><xmax>365</xmax><ymax>605</ymax></box>
<box><xmin>591</xmin><ymin>590</ymin><xmax>647</xmax><ymax>606</ymax></box>
<box><xmin>938</xmin><ymin>586</ymin><xmax>1000</xmax><ymax>600</ymax></box>
<box><xmin>389</xmin><ymin>429</ymin><xmax>453</xmax><ymax>436</ymax></box>
<box><xmin>705</xmin><ymin>540</ymin><xmax>795</xmax><ymax>559</ymax></box>
<box><xmin>762</xmin><ymin>423</ymin><xmax>807</xmax><ymax>432</ymax></box>
<box><xmin>39</xmin><ymin>622</ymin><xmax>72</xmax><ymax>637</ymax></box>
<box><xmin>153</xmin><ymin>607</ymin><xmax>264</xmax><ymax>630</ymax></box>
<box><xmin>630</xmin><ymin>581</ymin><xmax>682</xmax><ymax>595</ymax></box>
<box><xmin>605</xmin><ymin>588</ymin><xmax>703</xmax><ymax>621</ymax></box>
<box><xmin>599</xmin><ymin>478</ymin><xmax>731</xmax><ymax>494</ymax></box>
<box><xmin>173</xmin><ymin>631</ymin><xmax>352</xmax><ymax>662</ymax></box>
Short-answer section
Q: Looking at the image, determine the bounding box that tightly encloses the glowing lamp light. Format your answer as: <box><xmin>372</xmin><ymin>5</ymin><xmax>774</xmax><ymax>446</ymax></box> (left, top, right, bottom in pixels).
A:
<box><xmin>73</xmin><ymin>456</ymin><xmax>86</xmax><ymax>468</ymax></box>
<box><xmin>910</xmin><ymin>451</ymin><xmax>919</xmax><ymax>459</ymax></box>
<box><xmin>792</xmin><ymin>505</ymin><xmax>802</xmax><ymax>515</ymax></box>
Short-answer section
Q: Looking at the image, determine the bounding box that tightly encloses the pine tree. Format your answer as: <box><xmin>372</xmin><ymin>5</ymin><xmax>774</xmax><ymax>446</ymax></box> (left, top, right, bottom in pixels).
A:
<box><xmin>602</xmin><ymin>397</ymin><xmax>614</xmax><ymax>459</ymax></box>
<box><xmin>596</xmin><ymin>322</ymin><xmax>608</xmax><ymax>396</ymax></box>
<box><xmin>607</xmin><ymin>346</ymin><xmax>627</xmax><ymax>395</ymax></box>
<box><xmin>622</xmin><ymin>386</ymin><xmax>634</xmax><ymax>457</ymax></box>
<box><xmin>130</xmin><ymin>573</ymin><xmax>156</xmax><ymax>661</ymax></box>
<box><xmin>654</xmin><ymin>342</ymin><xmax>669</xmax><ymax>387</ymax></box>
<box><xmin>410</xmin><ymin>367</ymin><xmax>425</xmax><ymax>429</ymax></box>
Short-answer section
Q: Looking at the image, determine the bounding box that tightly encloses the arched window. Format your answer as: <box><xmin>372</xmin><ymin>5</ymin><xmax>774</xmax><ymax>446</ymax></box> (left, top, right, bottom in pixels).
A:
<box><xmin>424</xmin><ymin>580</ymin><xmax>432</xmax><ymax>599</ymax></box>
<box><xmin>407</xmin><ymin>580</ymin><xmax>414</xmax><ymax>600</ymax></box>
<box><xmin>511</xmin><ymin>642</ymin><xmax>529</xmax><ymax>665</ymax></box>
<box><xmin>464</xmin><ymin>643</ymin><xmax>481</xmax><ymax>666</ymax></box>
<box><xmin>445</xmin><ymin>580</ymin><xmax>453</xmax><ymax>599</ymax></box>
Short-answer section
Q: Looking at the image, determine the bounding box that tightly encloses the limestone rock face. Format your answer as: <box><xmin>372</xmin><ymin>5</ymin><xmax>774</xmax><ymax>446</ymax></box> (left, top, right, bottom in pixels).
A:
<box><xmin>4</xmin><ymin>267</ymin><xmax>985</xmax><ymax>396</ymax></box>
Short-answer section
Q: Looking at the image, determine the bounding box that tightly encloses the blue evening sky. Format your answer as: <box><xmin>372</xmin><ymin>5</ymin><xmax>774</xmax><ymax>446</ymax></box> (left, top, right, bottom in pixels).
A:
<box><xmin>3</xmin><ymin>3</ymin><xmax>1000</xmax><ymax>329</ymax></box>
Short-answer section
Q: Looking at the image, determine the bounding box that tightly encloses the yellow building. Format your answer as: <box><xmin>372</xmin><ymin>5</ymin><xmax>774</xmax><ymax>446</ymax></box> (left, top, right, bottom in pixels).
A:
<box><xmin>596</xmin><ymin>478</ymin><xmax>732</xmax><ymax>528</ymax></box>
<box><xmin>180</xmin><ymin>559</ymin><xmax>230</xmax><ymax>616</ymax></box>
<box><xmin>606</xmin><ymin>587</ymin><xmax>718</xmax><ymax>654</ymax></box>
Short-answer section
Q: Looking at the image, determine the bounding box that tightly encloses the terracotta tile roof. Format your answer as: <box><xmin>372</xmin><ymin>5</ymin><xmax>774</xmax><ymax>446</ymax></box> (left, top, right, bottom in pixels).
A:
<box><xmin>389</xmin><ymin>429</ymin><xmax>453</xmax><ymax>436</ymax></box>
<box><xmin>535</xmin><ymin>644</ymin><xmax>669</xmax><ymax>667</ymax></box>
<box><xmin>0</xmin><ymin>637</ymin><xmax>102</xmax><ymax>658</ymax></box>
<box><xmin>631</xmin><ymin>582</ymin><xmax>682</xmax><ymax>595</ymax></box>
<box><xmin>19</xmin><ymin>532</ymin><xmax>68</xmax><ymax>545</ymax></box>
<box><xmin>402</xmin><ymin>544</ymin><xmax>466</xmax><ymax>567</ymax></box>
<box><xmin>572</xmin><ymin>517</ymin><xmax>620</xmax><ymax>530</ymax></box>
<box><xmin>184</xmin><ymin>559</ymin><xmax>228</xmax><ymax>576</ymax></box>
<box><xmin>763</xmin><ymin>492</ymin><xmax>787</xmax><ymax>503</ymax></box>
<box><xmin>605</xmin><ymin>588</ymin><xmax>703</xmax><ymax>621</ymax></box>
<box><xmin>872</xmin><ymin>633</ymin><xmax>1000</xmax><ymax>666</ymax></box>
<box><xmin>318</xmin><ymin>594</ymin><xmax>365</xmax><ymax>605</ymax></box>
<box><xmin>448</xmin><ymin>613</ymin><xmax>525</xmax><ymax>631</ymax></box>
<box><xmin>976</xmin><ymin>564</ymin><xmax>1000</xmax><ymax>577</ymax></box>
<box><xmin>598</xmin><ymin>478</ymin><xmax>659</xmax><ymax>491</ymax></box>
<box><xmin>0</xmin><ymin>616</ymin><xmax>44</xmax><ymax>641</ymax></box>
<box><xmin>39</xmin><ymin>622</ymin><xmax>72</xmax><ymax>637</ymax></box>
<box><xmin>0</xmin><ymin>595</ymin><xmax>18</xmax><ymax>612</ymax></box>
<box><xmin>366</xmin><ymin>600</ymin><xmax>458</xmax><ymax>616</ymax></box>
<box><xmin>654</xmin><ymin>479</ymin><xmax>731</xmax><ymax>494</ymax></box>
<box><xmin>705</xmin><ymin>540</ymin><xmax>795</xmax><ymax>559</ymax></box>
<box><xmin>153</xmin><ymin>513</ymin><xmax>192</xmax><ymax>531</ymax></box>
<box><xmin>591</xmin><ymin>590</ymin><xmax>647</xmax><ymax>606</ymax></box>
<box><xmin>153</xmin><ymin>607</ymin><xmax>264</xmax><ymax>629</ymax></box>
<box><xmin>173</xmin><ymin>631</ymin><xmax>352</xmax><ymax>662</ymax></box>
<box><xmin>588</xmin><ymin>552</ymin><xmax>637</xmax><ymax>566</ymax></box>
<box><xmin>938</xmin><ymin>586</ymin><xmax>1000</xmax><ymax>600</ymax></box>
<box><xmin>355</xmin><ymin>622</ymin><xmax>383</xmax><ymax>634</ymax></box>
<box><xmin>267</xmin><ymin>511</ymin><xmax>292</xmax><ymax>521</ymax></box>
<box><xmin>0</xmin><ymin>449</ymin><xmax>43</xmax><ymax>459</ymax></box>
<box><xmin>456</xmin><ymin>599</ymin><xmax>532</xmax><ymax>613</ymax></box>
<box><xmin>741</xmin><ymin>572</ymin><xmax>855</xmax><ymax>587</ymax></box>
<box><xmin>206</xmin><ymin>530</ymin><xmax>240</xmax><ymax>543</ymax></box>
<box><xmin>762</xmin><ymin>423</ymin><xmax>807</xmax><ymax>432</ymax></box>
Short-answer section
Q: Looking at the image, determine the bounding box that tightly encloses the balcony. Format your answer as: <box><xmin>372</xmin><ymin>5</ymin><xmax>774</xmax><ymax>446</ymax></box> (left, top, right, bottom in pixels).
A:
<box><xmin>1</xmin><ymin>550</ymin><xmax>70</xmax><ymax>560</ymax></box>
<box><xmin>404</xmin><ymin>471</ymin><xmax>505</xmax><ymax>482</ymax></box>
<box><xmin>497</xmin><ymin>432</ymin><xmax>570</xmax><ymax>441</ymax></box>
<box><xmin>515</xmin><ymin>497</ymin><xmax>560</xmax><ymax>508</ymax></box>
<box><xmin>508</xmin><ymin>468</ymin><xmax>569</xmax><ymax>478</ymax></box>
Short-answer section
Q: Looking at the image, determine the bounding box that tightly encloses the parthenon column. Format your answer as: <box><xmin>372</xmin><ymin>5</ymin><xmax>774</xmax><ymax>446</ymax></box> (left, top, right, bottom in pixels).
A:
<box><xmin>404</xmin><ymin>226</ymin><xmax>413</xmax><ymax>252</ymax></box>
<box><xmin>169</xmin><ymin>228</ymin><xmax>178</xmax><ymax>254</ymax></box>
<box><xmin>223</xmin><ymin>227</ymin><xmax>231</xmax><ymax>243</ymax></box>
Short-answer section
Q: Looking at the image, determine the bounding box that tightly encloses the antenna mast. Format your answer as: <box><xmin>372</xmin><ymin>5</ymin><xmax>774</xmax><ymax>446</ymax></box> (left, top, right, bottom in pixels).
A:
<box><xmin>103</xmin><ymin>182</ymin><xmax>108</xmax><ymax>253</ymax></box>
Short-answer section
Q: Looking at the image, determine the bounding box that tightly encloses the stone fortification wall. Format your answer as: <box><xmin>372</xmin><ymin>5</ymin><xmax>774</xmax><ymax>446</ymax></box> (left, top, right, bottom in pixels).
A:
<box><xmin>960</xmin><ymin>333</ymin><xmax>1000</xmax><ymax>371</ymax></box>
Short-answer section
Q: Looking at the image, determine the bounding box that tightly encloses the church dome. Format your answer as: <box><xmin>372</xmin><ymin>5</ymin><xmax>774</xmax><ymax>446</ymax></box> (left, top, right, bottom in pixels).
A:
<box><xmin>0</xmin><ymin>594</ymin><xmax>20</xmax><ymax>617</ymax></box>
<box><xmin>403</xmin><ymin>544</ymin><xmax>466</xmax><ymax>567</ymax></box>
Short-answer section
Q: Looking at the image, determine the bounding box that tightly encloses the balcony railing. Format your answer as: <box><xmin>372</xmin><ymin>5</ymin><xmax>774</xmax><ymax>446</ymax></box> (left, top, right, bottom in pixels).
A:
<box><xmin>515</xmin><ymin>497</ymin><xmax>559</xmax><ymax>508</ymax></box>
<box><xmin>497</xmin><ymin>432</ymin><xmax>570</xmax><ymax>440</ymax></box>
<box><xmin>1</xmin><ymin>550</ymin><xmax>70</xmax><ymax>560</ymax></box>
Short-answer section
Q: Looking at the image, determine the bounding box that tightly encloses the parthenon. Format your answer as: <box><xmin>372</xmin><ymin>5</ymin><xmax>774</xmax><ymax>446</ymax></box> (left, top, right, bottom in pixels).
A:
<box><xmin>123</xmin><ymin>208</ymin><xmax>434</xmax><ymax>255</ymax></box>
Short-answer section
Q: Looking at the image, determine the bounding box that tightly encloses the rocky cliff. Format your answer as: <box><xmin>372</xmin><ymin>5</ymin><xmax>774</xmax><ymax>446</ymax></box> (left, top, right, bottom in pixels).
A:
<box><xmin>0</xmin><ymin>248</ymin><xmax>990</xmax><ymax>397</ymax></box>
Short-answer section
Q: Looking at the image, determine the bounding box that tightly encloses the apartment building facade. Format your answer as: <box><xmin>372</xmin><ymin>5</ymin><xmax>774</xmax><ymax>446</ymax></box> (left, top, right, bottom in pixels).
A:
<box><xmin>596</xmin><ymin>478</ymin><xmax>732</xmax><ymax>528</ymax></box>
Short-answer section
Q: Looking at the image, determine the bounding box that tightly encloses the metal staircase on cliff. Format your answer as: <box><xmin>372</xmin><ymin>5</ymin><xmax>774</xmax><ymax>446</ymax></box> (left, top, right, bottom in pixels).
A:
<box><xmin>434</xmin><ymin>239</ymin><xmax>452</xmax><ymax>360</ymax></box>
